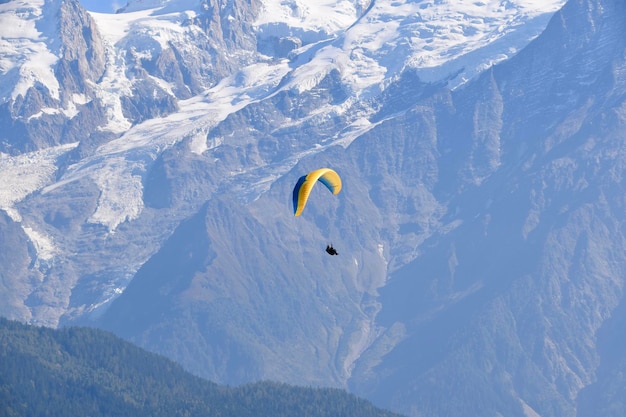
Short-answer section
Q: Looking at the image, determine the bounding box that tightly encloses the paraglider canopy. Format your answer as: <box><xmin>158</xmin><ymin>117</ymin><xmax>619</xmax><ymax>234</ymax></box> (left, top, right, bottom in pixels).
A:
<box><xmin>292</xmin><ymin>168</ymin><xmax>342</xmax><ymax>217</ymax></box>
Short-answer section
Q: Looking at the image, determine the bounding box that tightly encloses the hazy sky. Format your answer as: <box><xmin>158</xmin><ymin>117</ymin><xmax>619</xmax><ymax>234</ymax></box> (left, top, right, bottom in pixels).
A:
<box><xmin>79</xmin><ymin>0</ymin><xmax>123</xmax><ymax>13</ymax></box>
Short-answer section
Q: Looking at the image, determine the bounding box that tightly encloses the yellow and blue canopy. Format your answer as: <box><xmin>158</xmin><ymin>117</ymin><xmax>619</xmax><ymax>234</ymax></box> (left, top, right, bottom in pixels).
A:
<box><xmin>292</xmin><ymin>168</ymin><xmax>342</xmax><ymax>217</ymax></box>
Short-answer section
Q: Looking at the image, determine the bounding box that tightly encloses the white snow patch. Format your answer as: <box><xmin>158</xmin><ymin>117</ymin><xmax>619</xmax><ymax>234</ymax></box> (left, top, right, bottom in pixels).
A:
<box><xmin>342</xmin><ymin>317</ymin><xmax>377</xmax><ymax>379</ymax></box>
<box><xmin>289</xmin><ymin>48</ymin><xmax>337</xmax><ymax>93</ymax></box>
<box><xmin>89</xmin><ymin>37</ymin><xmax>133</xmax><ymax>134</ymax></box>
<box><xmin>392</xmin><ymin>0</ymin><xmax>566</xmax><ymax>87</ymax></box>
<box><xmin>63</xmin><ymin>101</ymin><xmax>80</xmax><ymax>118</ymax></box>
<box><xmin>39</xmin><ymin>59</ymin><xmax>291</xmax><ymax>231</ymax></box>
<box><xmin>27</xmin><ymin>107</ymin><xmax>61</xmax><ymax>120</ymax></box>
<box><xmin>22</xmin><ymin>225</ymin><xmax>57</xmax><ymax>261</ymax></box>
<box><xmin>256</xmin><ymin>0</ymin><xmax>359</xmax><ymax>35</ymax></box>
<box><xmin>87</xmin><ymin>157</ymin><xmax>145</xmax><ymax>230</ymax></box>
<box><xmin>275</xmin><ymin>0</ymin><xmax>566</xmax><ymax>92</ymax></box>
<box><xmin>84</xmin><ymin>286</ymin><xmax>124</xmax><ymax>318</ymax></box>
<box><xmin>88</xmin><ymin>10</ymin><xmax>180</xmax><ymax>134</ymax></box>
<box><xmin>0</xmin><ymin>0</ymin><xmax>61</xmax><ymax>101</ymax></box>
<box><xmin>189</xmin><ymin>132</ymin><xmax>208</xmax><ymax>155</ymax></box>
<box><xmin>72</xmin><ymin>93</ymin><xmax>90</xmax><ymax>105</ymax></box>
<box><xmin>91</xmin><ymin>6</ymin><xmax>199</xmax><ymax>51</ymax></box>
<box><xmin>520</xmin><ymin>399</ymin><xmax>542</xmax><ymax>417</ymax></box>
<box><xmin>206</xmin><ymin>136</ymin><xmax>225</xmax><ymax>152</ymax></box>
<box><xmin>101</xmin><ymin>0</ymin><xmax>198</xmax><ymax>15</ymax></box>
<box><xmin>89</xmin><ymin>9</ymin><xmax>154</xmax><ymax>45</ymax></box>
<box><xmin>0</xmin><ymin>143</ymin><xmax>78</xmax><ymax>222</ymax></box>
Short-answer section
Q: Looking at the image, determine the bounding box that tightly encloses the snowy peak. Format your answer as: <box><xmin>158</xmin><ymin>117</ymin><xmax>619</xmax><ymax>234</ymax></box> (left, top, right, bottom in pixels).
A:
<box><xmin>344</xmin><ymin>0</ymin><xmax>567</xmax><ymax>86</ymax></box>
<box><xmin>254</xmin><ymin>0</ymin><xmax>567</xmax><ymax>101</ymax></box>
<box><xmin>118</xmin><ymin>0</ymin><xmax>166</xmax><ymax>12</ymax></box>
<box><xmin>0</xmin><ymin>0</ymin><xmax>108</xmax><ymax>153</ymax></box>
<box><xmin>255</xmin><ymin>0</ymin><xmax>366</xmax><ymax>37</ymax></box>
<box><xmin>0</xmin><ymin>0</ymin><xmax>105</xmax><ymax>106</ymax></box>
<box><xmin>0</xmin><ymin>0</ymin><xmax>61</xmax><ymax>102</ymax></box>
<box><xmin>0</xmin><ymin>0</ymin><xmax>568</xmax><ymax>156</ymax></box>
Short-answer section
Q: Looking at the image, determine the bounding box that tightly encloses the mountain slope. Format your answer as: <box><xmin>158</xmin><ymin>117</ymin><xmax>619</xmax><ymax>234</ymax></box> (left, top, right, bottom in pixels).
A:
<box><xmin>348</xmin><ymin>0</ymin><xmax>626</xmax><ymax>415</ymax></box>
<box><xmin>5</xmin><ymin>0</ymin><xmax>626</xmax><ymax>416</ymax></box>
<box><xmin>100</xmin><ymin>0</ymin><xmax>626</xmax><ymax>415</ymax></box>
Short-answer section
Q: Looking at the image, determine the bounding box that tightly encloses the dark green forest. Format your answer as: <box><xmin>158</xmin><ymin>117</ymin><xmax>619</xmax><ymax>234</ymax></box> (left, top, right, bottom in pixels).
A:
<box><xmin>0</xmin><ymin>317</ymin><xmax>404</xmax><ymax>417</ymax></box>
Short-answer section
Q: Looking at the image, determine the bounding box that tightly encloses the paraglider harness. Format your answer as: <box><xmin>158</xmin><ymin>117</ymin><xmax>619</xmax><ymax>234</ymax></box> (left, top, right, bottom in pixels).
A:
<box><xmin>325</xmin><ymin>244</ymin><xmax>338</xmax><ymax>256</ymax></box>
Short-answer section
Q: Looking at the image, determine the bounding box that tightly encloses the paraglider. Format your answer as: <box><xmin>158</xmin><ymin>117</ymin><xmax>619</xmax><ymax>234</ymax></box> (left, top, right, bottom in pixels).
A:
<box><xmin>292</xmin><ymin>168</ymin><xmax>342</xmax><ymax>255</ymax></box>
<box><xmin>325</xmin><ymin>244</ymin><xmax>338</xmax><ymax>256</ymax></box>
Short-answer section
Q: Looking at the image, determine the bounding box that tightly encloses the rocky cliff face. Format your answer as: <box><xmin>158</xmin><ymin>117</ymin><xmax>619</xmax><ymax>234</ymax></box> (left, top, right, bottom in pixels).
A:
<box><xmin>0</xmin><ymin>0</ymin><xmax>265</xmax><ymax>156</ymax></box>
<box><xmin>0</xmin><ymin>211</ymin><xmax>38</xmax><ymax>321</ymax></box>
<box><xmin>0</xmin><ymin>0</ymin><xmax>106</xmax><ymax>153</ymax></box>
<box><xmin>348</xmin><ymin>0</ymin><xmax>626</xmax><ymax>415</ymax></box>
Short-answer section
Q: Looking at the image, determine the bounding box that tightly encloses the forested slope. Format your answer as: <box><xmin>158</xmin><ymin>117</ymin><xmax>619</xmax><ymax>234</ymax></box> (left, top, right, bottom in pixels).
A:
<box><xmin>0</xmin><ymin>318</ymin><xmax>404</xmax><ymax>417</ymax></box>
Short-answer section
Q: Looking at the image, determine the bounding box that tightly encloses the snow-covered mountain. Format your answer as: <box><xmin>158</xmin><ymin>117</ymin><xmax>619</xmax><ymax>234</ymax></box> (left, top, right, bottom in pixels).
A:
<box><xmin>5</xmin><ymin>0</ymin><xmax>626</xmax><ymax>415</ymax></box>
<box><xmin>0</xmin><ymin>0</ymin><xmax>563</xmax><ymax>325</ymax></box>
